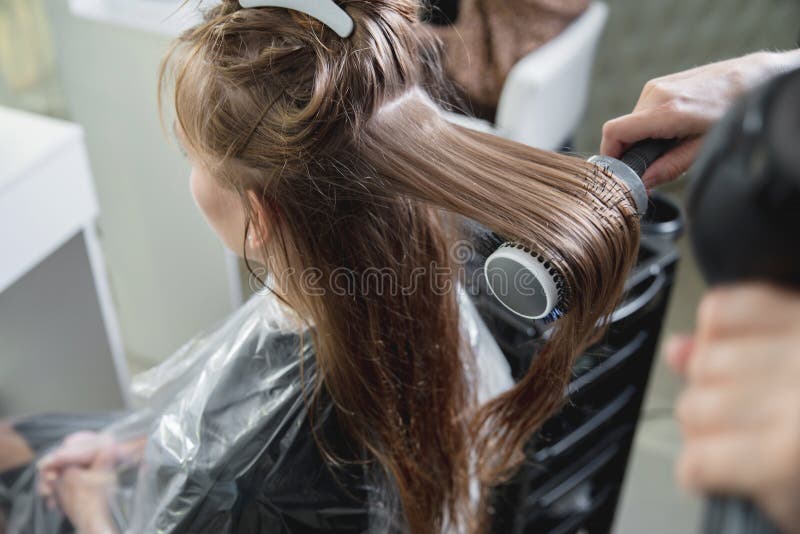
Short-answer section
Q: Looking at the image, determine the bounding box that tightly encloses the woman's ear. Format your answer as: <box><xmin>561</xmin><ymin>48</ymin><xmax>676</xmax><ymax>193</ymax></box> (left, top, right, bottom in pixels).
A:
<box><xmin>244</xmin><ymin>190</ymin><xmax>272</xmax><ymax>257</ymax></box>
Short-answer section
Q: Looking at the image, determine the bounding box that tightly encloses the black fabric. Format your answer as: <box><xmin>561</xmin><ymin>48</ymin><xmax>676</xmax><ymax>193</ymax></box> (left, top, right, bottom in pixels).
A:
<box><xmin>133</xmin><ymin>332</ymin><xmax>373</xmax><ymax>533</ymax></box>
<box><xmin>427</xmin><ymin>0</ymin><xmax>460</xmax><ymax>25</ymax></box>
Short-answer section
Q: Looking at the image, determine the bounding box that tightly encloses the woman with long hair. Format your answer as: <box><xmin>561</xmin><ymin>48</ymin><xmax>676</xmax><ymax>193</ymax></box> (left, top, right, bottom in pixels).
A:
<box><xmin>0</xmin><ymin>1</ymin><xmax>639</xmax><ymax>532</ymax></box>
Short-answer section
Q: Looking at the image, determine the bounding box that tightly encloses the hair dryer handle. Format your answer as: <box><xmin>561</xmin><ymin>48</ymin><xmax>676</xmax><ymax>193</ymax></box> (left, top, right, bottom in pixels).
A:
<box><xmin>704</xmin><ymin>496</ymin><xmax>781</xmax><ymax>534</ymax></box>
<box><xmin>620</xmin><ymin>138</ymin><xmax>679</xmax><ymax>178</ymax></box>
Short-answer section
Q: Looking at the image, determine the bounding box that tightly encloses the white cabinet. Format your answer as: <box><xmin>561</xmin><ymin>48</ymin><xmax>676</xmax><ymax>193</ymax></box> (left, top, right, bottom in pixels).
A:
<box><xmin>0</xmin><ymin>106</ymin><xmax>130</xmax><ymax>415</ymax></box>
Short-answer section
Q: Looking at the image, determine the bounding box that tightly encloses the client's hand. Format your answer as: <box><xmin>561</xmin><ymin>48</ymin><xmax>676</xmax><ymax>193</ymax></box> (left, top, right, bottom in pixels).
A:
<box><xmin>667</xmin><ymin>284</ymin><xmax>800</xmax><ymax>532</ymax></box>
<box><xmin>38</xmin><ymin>432</ymin><xmax>145</xmax><ymax>508</ymax></box>
<box><xmin>37</xmin><ymin>431</ymin><xmax>114</xmax><ymax>506</ymax></box>
<box><xmin>54</xmin><ymin>450</ymin><xmax>117</xmax><ymax>534</ymax></box>
<box><xmin>601</xmin><ymin>50</ymin><xmax>800</xmax><ymax>188</ymax></box>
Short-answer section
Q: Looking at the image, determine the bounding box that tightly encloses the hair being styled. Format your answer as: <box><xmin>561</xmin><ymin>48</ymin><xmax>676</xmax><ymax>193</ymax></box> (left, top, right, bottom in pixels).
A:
<box><xmin>161</xmin><ymin>1</ymin><xmax>639</xmax><ymax>532</ymax></box>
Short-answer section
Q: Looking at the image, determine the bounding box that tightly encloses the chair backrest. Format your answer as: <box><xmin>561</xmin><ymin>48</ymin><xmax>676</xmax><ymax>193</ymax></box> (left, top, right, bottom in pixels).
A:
<box><xmin>494</xmin><ymin>2</ymin><xmax>609</xmax><ymax>151</ymax></box>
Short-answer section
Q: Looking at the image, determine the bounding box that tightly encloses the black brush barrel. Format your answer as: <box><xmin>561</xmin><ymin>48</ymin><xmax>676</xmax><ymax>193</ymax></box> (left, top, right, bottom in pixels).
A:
<box><xmin>620</xmin><ymin>138</ymin><xmax>679</xmax><ymax>177</ymax></box>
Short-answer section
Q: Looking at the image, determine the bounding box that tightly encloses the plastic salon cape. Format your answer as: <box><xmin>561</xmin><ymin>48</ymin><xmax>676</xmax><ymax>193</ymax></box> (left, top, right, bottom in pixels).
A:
<box><xmin>5</xmin><ymin>288</ymin><xmax>513</xmax><ymax>533</ymax></box>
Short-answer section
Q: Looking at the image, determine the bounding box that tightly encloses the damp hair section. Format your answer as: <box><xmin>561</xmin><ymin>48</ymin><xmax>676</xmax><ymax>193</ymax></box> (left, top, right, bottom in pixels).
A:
<box><xmin>160</xmin><ymin>1</ymin><xmax>641</xmax><ymax>532</ymax></box>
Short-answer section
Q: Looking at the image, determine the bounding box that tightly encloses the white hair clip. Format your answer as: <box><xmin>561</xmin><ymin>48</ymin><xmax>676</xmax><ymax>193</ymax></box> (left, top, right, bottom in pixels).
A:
<box><xmin>239</xmin><ymin>0</ymin><xmax>355</xmax><ymax>38</ymax></box>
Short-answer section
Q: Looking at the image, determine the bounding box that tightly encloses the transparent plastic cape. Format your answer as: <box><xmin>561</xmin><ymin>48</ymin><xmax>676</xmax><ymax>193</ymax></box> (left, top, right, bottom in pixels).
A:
<box><xmin>4</xmin><ymin>288</ymin><xmax>513</xmax><ymax>533</ymax></box>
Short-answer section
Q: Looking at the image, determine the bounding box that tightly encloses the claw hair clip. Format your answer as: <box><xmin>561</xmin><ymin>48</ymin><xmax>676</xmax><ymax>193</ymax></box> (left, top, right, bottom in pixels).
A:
<box><xmin>239</xmin><ymin>0</ymin><xmax>355</xmax><ymax>37</ymax></box>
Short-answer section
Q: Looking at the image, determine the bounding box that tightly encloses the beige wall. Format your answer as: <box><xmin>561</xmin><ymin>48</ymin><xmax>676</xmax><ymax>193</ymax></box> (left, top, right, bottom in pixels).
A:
<box><xmin>577</xmin><ymin>0</ymin><xmax>799</xmax><ymax>152</ymax></box>
<box><xmin>39</xmin><ymin>0</ymin><xmax>233</xmax><ymax>367</ymax></box>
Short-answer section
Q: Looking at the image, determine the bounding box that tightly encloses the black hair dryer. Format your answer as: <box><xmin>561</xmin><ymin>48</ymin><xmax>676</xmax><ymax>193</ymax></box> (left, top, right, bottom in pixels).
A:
<box><xmin>687</xmin><ymin>66</ymin><xmax>800</xmax><ymax>533</ymax></box>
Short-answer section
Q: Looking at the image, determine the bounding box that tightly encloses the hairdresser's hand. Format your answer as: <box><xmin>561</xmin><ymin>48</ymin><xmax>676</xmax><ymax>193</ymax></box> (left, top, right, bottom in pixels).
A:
<box><xmin>601</xmin><ymin>50</ymin><xmax>800</xmax><ymax>188</ymax></box>
<box><xmin>666</xmin><ymin>284</ymin><xmax>800</xmax><ymax>532</ymax></box>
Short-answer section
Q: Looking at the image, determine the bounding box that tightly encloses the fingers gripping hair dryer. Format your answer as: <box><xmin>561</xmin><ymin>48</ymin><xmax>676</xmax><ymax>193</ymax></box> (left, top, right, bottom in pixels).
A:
<box><xmin>688</xmin><ymin>66</ymin><xmax>800</xmax><ymax>534</ymax></box>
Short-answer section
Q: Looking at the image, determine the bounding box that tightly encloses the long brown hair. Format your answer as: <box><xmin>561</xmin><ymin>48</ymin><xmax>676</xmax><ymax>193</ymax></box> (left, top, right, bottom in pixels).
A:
<box><xmin>160</xmin><ymin>1</ymin><xmax>639</xmax><ymax>532</ymax></box>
